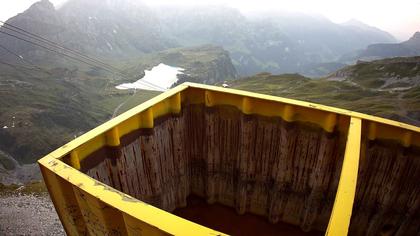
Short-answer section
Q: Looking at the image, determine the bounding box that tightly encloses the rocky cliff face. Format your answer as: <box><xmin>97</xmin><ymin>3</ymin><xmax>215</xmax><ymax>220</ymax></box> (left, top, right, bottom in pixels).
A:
<box><xmin>0</xmin><ymin>0</ymin><xmax>62</xmax><ymax>63</ymax></box>
<box><xmin>173</xmin><ymin>45</ymin><xmax>238</xmax><ymax>84</ymax></box>
<box><xmin>403</xmin><ymin>31</ymin><xmax>420</xmax><ymax>50</ymax></box>
<box><xmin>125</xmin><ymin>45</ymin><xmax>238</xmax><ymax>85</ymax></box>
<box><xmin>0</xmin><ymin>0</ymin><xmax>172</xmax><ymax>64</ymax></box>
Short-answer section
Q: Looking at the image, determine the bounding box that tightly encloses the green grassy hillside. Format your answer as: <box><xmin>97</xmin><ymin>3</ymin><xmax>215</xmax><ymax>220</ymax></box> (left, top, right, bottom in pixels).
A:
<box><xmin>0</xmin><ymin>63</ymin><xmax>159</xmax><ymax>164</ymax></box>
<box><xmin>229</xmin><ymin>57</ymin><xmax>420</xmax><ymax>126</ymax></box>
<box><xmin>0</xmin><ymin>45</ymin><xmax>237</xmax><ymax>166</ymax></box>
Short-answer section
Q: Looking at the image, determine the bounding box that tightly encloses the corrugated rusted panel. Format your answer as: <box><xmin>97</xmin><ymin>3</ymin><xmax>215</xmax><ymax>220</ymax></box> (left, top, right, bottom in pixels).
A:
<box><xmin>81</xmin><ymin>104</ymin><xmax>347</xmax><ymax>233</ymax></box>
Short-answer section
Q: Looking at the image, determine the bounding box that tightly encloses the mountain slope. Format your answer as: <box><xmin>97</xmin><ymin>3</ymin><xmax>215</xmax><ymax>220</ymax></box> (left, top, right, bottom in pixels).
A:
<box><xmin>346</xmin><ymin>32</ymin><xmax>420</xmax><ymax>61</ymax></box>
<box><xmin>0</xmin><ymin>63</ymin><xmax>150</xmax><ymax>165</ymax></box>
<box><xmin>0</xmin><ymin>0</ymin><xmax>173</xmax><ymax>64</ymax></box>
<box><xmin>341</xmin><ymin>19</ymin><xmax>396</xmax><ymax>43</ymax></box>
<box><xmin>0</xmin><ymin>44</ymin><xmax>236</xmax><ymax>174</ymax></box>
<box><xmin>229</xmin><ymin>57</ymin><xmax>420</xmax><ymax>126</ymax></box>
<box><xmin>158</xmin><ymin>7</ymin><xmax>396</xmax><ymax>76</ymax></box>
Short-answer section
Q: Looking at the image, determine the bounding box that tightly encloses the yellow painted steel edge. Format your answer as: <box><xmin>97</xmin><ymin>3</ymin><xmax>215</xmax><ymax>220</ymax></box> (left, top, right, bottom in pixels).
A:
<box><xmin>38</xmin><ymin>155</ymin><xmax>227</xmax><ymax>236</ymax></box>
<box><xmin>184</xmin><ymin>82</ymin><xmax>420</xmax><ymax>133</ymax></box>
<box><xmin>200</xmin><ymin>89</ymin><xmax>340</xmax><ymax>132</ymax></box>
<box><xmin>46</xmin><ymin>84</ymin><xmax>189</xmax><ymax>161</ymax></box>
<box><xmin>326</xmin><ymin>117</ymin><xmax>362</xmax><ymax>236</ymax></box>
<box><xmin>47</xmin><ymin>82</ymin><xmax>420</xmax><ymax>167</ymax></box>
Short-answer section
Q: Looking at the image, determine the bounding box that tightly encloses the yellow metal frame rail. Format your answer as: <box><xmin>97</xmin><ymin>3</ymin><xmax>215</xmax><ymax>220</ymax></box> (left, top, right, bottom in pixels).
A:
<box><xmin>38</xmin><ymin>82</ymin><xmax>420</xmax><ymax>236</ymax></box>
<box><xmin>326</xmin><ymin>117</ymin><xmax>361</xmax><ymax>235</ymax></box>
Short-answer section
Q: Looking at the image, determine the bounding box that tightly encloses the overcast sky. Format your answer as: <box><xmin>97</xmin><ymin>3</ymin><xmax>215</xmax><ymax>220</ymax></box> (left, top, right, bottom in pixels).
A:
<box><xmin>1</xmin><ymin>0</ymin><xmax>419</xmax><ymax>40</ymax></box>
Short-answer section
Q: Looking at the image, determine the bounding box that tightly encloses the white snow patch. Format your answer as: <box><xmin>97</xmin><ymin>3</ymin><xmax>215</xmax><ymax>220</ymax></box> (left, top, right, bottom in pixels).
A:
<box><xmin>2</xmin><ymin>126</ymin><xmax>8</xmax><ymax>129</ymax></box>
<box><xmin>116</xmin><ymin>63</ymin><xmax>184</xmax><ymax>91</ymax></box>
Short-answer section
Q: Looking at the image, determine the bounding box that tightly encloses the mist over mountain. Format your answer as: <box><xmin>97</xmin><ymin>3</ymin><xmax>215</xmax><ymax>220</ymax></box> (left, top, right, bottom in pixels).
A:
<box><xmin>156</xmin><ymin>6</ymin><xmax>396</xmax><ymax>76</ymax></box>
<box><xmin>0</xmin><ymin>0</ymin><xmax>397</xmax><ymax>76</ymax></box>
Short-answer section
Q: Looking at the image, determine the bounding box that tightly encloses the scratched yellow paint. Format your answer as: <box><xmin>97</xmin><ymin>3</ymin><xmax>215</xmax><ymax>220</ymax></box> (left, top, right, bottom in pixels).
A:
<box><xmin>39</xmin><ymin>157</ymin><xmax>227</xmax><ymax>236</ymax></box>
<box><xmin>38</xmin><ymin>82</ymin><xmax>420</xmax><ymax>235</ymax></box>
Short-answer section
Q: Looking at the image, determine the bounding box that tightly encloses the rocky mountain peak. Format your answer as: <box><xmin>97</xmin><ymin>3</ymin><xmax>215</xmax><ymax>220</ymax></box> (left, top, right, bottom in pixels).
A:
<box><xmin>403</xmin><ymin>31</ymin><xmax>420</xmax><ymax>49</ymax></box>
<box><xmin>8</xmin><ymin>0</ymin><xmax>57</xmax><ymax>23</ymax></box>
<box><xmin>343</xmin><ymin>19</ymin><xmax>367</xmax><ymax>27</ymax></box>
<box><xmin>409</xmin><ymin>31</ymin><xmax>420</xmax><ymax>41</ymax></box>
<box><xmin>27</xmin><ymin>0</ymin><xmax>55</xmax><ymax>13</ymax></box>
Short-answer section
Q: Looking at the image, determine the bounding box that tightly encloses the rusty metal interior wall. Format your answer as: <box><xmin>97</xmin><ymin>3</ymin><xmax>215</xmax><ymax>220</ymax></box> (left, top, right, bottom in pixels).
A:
<box><xmin>77</xmin><ymin>104</ymin><xmax>420</xmax><ymax>235</ymax></box>
<box><xmin>78</xmin><ymin>104</ymin><xmax>346</xmax><ymax>232</ymax></box>
<box><xmin>348</xmin><ymin>137</ymin><xmax>420</xmax><ymax>236</ymax></box>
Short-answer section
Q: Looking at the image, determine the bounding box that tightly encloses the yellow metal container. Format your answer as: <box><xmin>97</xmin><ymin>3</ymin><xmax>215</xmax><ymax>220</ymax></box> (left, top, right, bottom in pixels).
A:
<box><xmin>38</xmin><ymin>82</ymin><xmax>420</xmax><ymax>236</ymax></box>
